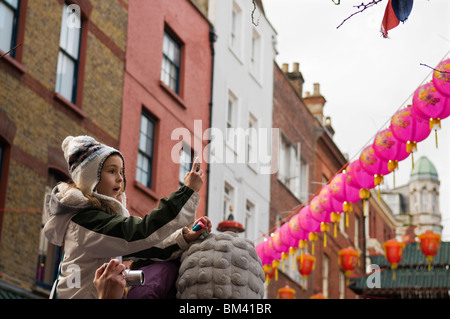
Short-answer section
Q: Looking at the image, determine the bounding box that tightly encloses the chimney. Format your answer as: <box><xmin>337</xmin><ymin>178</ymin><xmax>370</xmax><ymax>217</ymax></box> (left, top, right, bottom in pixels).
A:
<box><xmin>303</xmin><ymin>82</ymin><xmax>328</xmax><ymax>126</ymax></box>
<box><xmin>282</xmin><ymin>62</ymin><xmax>304</xmax><ymax>97</ymax></box>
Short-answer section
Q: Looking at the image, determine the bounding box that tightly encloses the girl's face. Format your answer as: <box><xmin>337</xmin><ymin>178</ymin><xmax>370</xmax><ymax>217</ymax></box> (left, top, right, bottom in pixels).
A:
<box><xmin>96</xmin><ymin>155</ymin><xmax>124</xmax><ymax>200</ymax></box>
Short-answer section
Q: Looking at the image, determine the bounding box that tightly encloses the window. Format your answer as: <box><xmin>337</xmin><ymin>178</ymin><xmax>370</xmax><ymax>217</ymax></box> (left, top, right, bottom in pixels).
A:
<box><xmin>55</xmin><ymin>2</ymin><xmax>82</xmax><ymax>104</ymax></box>
<box><xmin>226</xmin><ymin>91</ymin><xmax>238</xmax><ymax>144</ymax></box>
<box><xmin>250</xmin><ymin>28</ymin><xmax>261</xmax><ymax>79</ymax></box>
<box><xmin>36</xmin><ymin>170</ymin><xmax>68</xmax><ymax>290</ymax></box>
<box><xmin>244</xmin><ymin>199</ymin><xmax>255</xmax><ymax>241</ymax></box>
<box><xmin>432</xmin><ymin>190</ymin><xmax>437</xmax><ymax>215</ymax></box>
<box><xmin>322</xmin><ymin>254</ymin><xmax>329</xmax><ymax>298</ymax></box>
<box><xmin>354</xmin><ymin>215</ymin><xmax>360</xmax><ymax>250</ymax></box>
<box><xmin>247</xmin><ymin>114</ymin><xmax>257</xmax><ymax>165</ymax></box>
<box><xmin>339</xmin><ymin>271</ymin><xmax>346</xmax><ymax>299</ymax></box>
<box><xmin>299</xmin><ymin>157</ymin><xmax>308</xmax><ymax>202</ymax></box>
<box><xmin>161</xmin><ymin>30</ymin><xmax>181</xmax><ymax>94</ymax></box>
<box><xmin>421</xmin><ymin>188</ymin><xmax>428</xmax><ymax>212</ymax></box>
<box><xmin>136</xmin><ymin>113</ymin><xmax>155</xmax><ymax>188</ymax></box>
<box><xmin>230</xmin><ymin>1</ymin><xmax>242</xmax><ymax>56</ymax></box>
<box><xmin>223</xmin><ymin>183</ymin><xmax>234</xmax><ymax>221</ymax></box>
<box><xmin>0</xmin><ymin>0</ymin><xmax>20</xmax><ymax>58</ymax></box>
<box><xmin>278</xmin><ymin>135</ymin><xmax>301</xmax><ymax>198</ymax></box>
<box><xmin>179</xmin><ymin>143</ymin><xmax>193</xmax><ymax>187</ymax></box>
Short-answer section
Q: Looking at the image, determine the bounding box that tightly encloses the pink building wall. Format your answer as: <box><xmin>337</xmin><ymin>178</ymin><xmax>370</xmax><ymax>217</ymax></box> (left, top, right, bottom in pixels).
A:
<box><xmin>120</xmin><ymin>0</ymin><xmax>212</xmax><ymax>217</ymax></box>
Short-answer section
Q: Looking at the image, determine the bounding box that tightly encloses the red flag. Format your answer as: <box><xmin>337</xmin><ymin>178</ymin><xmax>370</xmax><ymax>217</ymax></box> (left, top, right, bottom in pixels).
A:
<box><xmin>381</xmin><ymin>0</ymin><xmax>400</xmax><ymax>38</ymax></box>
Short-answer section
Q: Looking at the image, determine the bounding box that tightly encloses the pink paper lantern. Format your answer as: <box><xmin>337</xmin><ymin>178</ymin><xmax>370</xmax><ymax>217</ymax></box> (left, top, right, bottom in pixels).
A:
<box><xmin>298</xmin><ymin>206</ymin><xmax>320</xmax><ymax>233</ymax></box>
<box><xmin>330</xmin><ymin>172</ymin><xmax>360</xmax><ymax>204</ymax></box>
<box><xmin>373</xmin><ymin>127</ymin><xmax>410</xmax><ymax>186</ymax></box>
<box><xmin>288</xmin><ymin>212</ymin><xmax>309</xmax><ymax>241</ymax></box>
<box><xmin>318</xmin><ymin>184</ymin><xmax>343</xmax><ymax>213</ymax></box>
<box><xmin>390</xmin><ymin>106</ymin><xmax>431</xmax><ymax>146</ymax></box>
<box><xmin>271</xmin><ymin>228</ymin><xmax>290</xmax><ymax>254</ymax></box>
<box><xmin>432</xmin><ymin>58</ymin><xmax>450</xmax><ymax>98</ymax></box>
<box><xmin>390</xmin><ymin>106</ymin><xmax>431</xmax><ymax>167</ymax></box>
<box><xmin>256</xmin><ymin>241</ymin><xmax>272</xmax><ymax>266</ymax></box>
<box><xmin>346</xmin><ymin>160</ymin><xmax>375</xmax><ymax>190</ymax></box>
<box><xmin>412</xmin><ymin>82</ymin><xmax>449</xmax><ymax>121</ymax></box>
<box><xmin>279</xmin><ymin>221</ymin><xmax>300</xmax><ymax>249</ymax></box>
<box><xmin>310</xmin><ymin>195</ymin><xmax>329</xmax><ymax>223</ymax></box>
<box><xmin>359</xmin><ymin>145</ymin><xmax>390</xmax><ymax>177</ymax></box>
<box><xmin>373</xmin><ymin>127</ymin><xmax>409</xmax><ymax>164</ymax></box>
<box><xmin>264</xmin><ymin>236</ymin><xmax>281</xmax><ymax>261</ymax></box>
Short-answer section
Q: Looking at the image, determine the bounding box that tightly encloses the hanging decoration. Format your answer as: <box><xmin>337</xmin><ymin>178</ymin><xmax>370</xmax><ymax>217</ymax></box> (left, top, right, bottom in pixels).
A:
<box><xmin>286</xmin><ymin>211</ymin><xmax>310</xmax><ymax>264</ymax></box>
<box><xmin>383</xmin><ymin>238</ymin><xmax>405</xmax><ymax>280</ymax></box>
<box><xmin>359</xmin><ymin>145</ymin><xmax>391</xmax><ymax>199</ymax></box>
<box><xmin>310</xmin><ymin>293</ymin><xmax>327</xmax><ymax>299</ymax></box>
<box><xmin>338</xmin><ymin>247</ymin><xmax>360</xmax><ymax>283</ymax></box>
<box><xmin>296</xmin><ymin>253</ymin><xmax>315</xmax><ymax>289</ymax></box>
<box><xmin>346</xmin><ymin>160</ymin><xmax>375</xmax><ymax>216</ymax></box>
<box><xmin>432</xmin><ymin>58</ymin><xmax>450</xmax><ymax>97</ymax></box>
<box><xmin>418</xmin><ymin>230</ymin><xmax>441</xmax><ymax>271</ymax></box>
<box><xmin>390</xmin><ymin>106</ymin><xmax>431</xmax><ymax>169</ymax></box>
<box><xmin>330</xmin><ymin>172</ymin><xmax>361</xmax><ymax>228</ymax></box>
<box><xmin>319</xmin><ymin>185</ymin><xmax>343</xmax><ymax>238</ymax></box>
<box><xmin>412</xmin><ymin>81</ymin><xmax>450</xmax><ymax>148</ymax></box>
<box><xmin>298</xmin><ymin>206</ymin><xmax>321</xmax><ymax>255</ymax></box>
<box><xmin>372</xmin><ymin>127</ymin><xmax>410</xmax><ymax>188</ymax></box>
<box><xmin>277</xmin><ymin>285</ymin><xmax>295</xmax><ymax>299</ymax></box>
<box><xmin>309</xmin><ymin>195</ymin><xmax>330</xmax><ymax>247</ymax></box>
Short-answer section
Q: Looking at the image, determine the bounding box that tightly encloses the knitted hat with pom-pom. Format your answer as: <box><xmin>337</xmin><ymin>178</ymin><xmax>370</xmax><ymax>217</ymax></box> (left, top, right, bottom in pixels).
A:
<box><xmin>61</xmin><ymin>135</ymin><xmax>126</xmax><ymax>195</ymax></box>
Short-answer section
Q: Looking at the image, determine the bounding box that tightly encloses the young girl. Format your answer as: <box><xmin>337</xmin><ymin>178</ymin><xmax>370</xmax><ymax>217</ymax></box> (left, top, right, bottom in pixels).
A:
<box><xmin>44</xmin><ymin>135</ymin><xmax>211</xmax><ymax>299</ymax></box>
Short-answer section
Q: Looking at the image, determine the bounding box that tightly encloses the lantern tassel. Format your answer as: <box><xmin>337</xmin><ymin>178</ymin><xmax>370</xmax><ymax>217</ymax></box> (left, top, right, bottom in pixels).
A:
<box><xmin>363</xmin><ymin>199</ymin><xmax>366</xmax><ymax>217</ymax></box>
<box><xmin>430</xmin><ymin>118</ymin><xmax>441</xmax><ymax>149</ymax></box>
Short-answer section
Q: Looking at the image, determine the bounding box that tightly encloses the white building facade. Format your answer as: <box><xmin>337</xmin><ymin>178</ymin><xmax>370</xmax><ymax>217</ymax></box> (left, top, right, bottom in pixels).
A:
<box><xmin>206</xmin><ymin>0</ymin><xmax>277</xmax><ymax>243</ymax></box>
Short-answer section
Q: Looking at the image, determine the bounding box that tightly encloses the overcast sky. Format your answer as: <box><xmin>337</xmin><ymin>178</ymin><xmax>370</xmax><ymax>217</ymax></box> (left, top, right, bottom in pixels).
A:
<box><xmin>262</xmin><ymin>0</ymin><xmax>450</xmax><ymax>240</ymax></box>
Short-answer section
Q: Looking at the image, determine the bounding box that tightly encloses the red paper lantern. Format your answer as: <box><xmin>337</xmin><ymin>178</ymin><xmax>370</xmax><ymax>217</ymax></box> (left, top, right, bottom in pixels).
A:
<box><xmin>383</xmin><ymin>238</ymin><xmax>405</xmax><ymax>279</ymax></box>
<box><xmin>310</xmin><ymin>293</ymin><xmax>327</xmax><ymax>299</ymax></box>
<box><xmin>277</xmin><ymin>285</ymin><xmax>295</xmax><ymax>299</ymax></box>
<box><xmin>262</xmin><ymin>264</ymin><xmax>276</xmax><ymax>284</ymax></box>
<box><xmin>338</xmin><ymin>247</ymin><xmax>360</xmax><ymax>277</ymax></box>
<box><xmin>296</xmin><ymin>252</ymin><xmax>316</xmax><ymax>280</ymax></box>
<box><xmin>418</xmin><ymin>230</ymin><xmax>441</xmax><ymax>270</ymax></box>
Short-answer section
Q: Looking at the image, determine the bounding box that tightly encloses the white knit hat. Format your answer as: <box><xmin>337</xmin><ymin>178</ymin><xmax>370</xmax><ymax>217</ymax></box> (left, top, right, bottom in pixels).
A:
<box><xmin>61</xmin><ymin>135</ymin><xmax>126</xmax><ymax>195</ymax></box>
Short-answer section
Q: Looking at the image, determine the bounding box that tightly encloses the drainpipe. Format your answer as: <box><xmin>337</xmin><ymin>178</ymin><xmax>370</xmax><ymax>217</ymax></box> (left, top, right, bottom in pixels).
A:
<box><xmin>205</xmin><ymin>24</ymin><xmax>217</xmax><ymax>218</ymax></box>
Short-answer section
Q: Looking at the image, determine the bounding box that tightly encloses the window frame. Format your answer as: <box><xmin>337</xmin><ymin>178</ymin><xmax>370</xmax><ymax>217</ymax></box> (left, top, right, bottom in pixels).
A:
<box><xmin>161</xmin><ymin>28</ymin><xmax>182</xmax><ymax>95</ymax></box>
<box><xmin>53</xmin><ymin>0</ymin><xmax>91</xmax><ymax>113</ymax></box>
<box><xmin>55</xmin><ymin>2</ymin><xmax>82</xmax><ymax>104</ymax></box>
<box><xmin>0</xmin><ymin>0</ymin><xmax>27</xmax><ymax>71</ymax></box>
<box><xmin>136</xmin><ymin>112</ymin><xmax>156</xmax><ymax>189</ymax></box>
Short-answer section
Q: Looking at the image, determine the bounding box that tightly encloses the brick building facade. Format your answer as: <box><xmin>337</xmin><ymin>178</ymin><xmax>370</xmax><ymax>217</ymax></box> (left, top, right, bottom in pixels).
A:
<box><xmin>0</xmin><ymin>0</ymin><xmax>128</xmax><ymax>297</ymax></box>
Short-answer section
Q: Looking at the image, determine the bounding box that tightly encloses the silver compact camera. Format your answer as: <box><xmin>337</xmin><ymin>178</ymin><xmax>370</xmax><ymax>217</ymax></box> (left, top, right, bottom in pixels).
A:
<box><xmin>103</xmin><ymin>263</ymin><xmax>145</xmax><ymax>286</ymax></box>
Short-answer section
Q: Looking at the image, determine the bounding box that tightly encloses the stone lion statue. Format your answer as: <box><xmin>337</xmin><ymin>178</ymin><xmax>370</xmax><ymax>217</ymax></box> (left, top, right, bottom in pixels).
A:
<box><xmin>176</xmin><ymin>231</ymin><xmax>265</xmax><ymax>299</ymax></box>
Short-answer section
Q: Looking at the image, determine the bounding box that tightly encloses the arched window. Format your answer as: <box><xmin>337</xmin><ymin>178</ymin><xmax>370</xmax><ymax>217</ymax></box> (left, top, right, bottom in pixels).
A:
<box><xmin>432</xmin><ymin>189</ymin><xmax>437</xmax><ymax>215</ymax></box>
<box><xmin>421</xmin><ymin>188</ymin><xmax>428</xmax><ymax>212</ymax></box>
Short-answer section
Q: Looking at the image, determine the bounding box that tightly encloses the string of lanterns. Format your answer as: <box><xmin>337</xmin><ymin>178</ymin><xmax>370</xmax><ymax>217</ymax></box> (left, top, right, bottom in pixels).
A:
<box><xmin>257</xmin><ymin>58</ymin><xmax>450</xmax><ymax>298</ymax></box>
